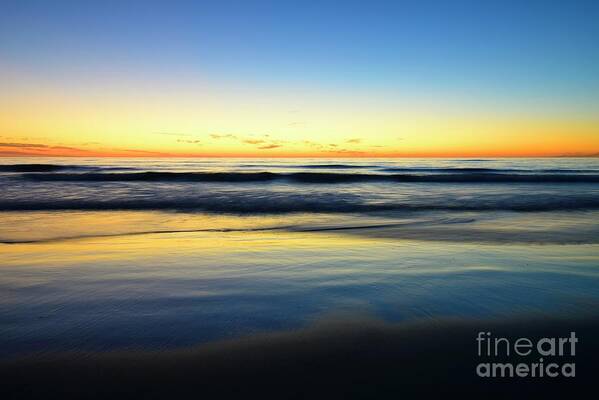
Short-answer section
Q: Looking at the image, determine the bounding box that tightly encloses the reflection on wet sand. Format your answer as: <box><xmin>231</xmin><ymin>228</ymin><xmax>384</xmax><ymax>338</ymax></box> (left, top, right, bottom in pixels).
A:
<box><xmin>2</xmin><ymin>213</ymin><xmax>599</xmax><ymax>360</ymax></box>
<box><xmin>3</xmin><ymin>210</ymin><xmax>599</xmax><ymax>245</ymax></box>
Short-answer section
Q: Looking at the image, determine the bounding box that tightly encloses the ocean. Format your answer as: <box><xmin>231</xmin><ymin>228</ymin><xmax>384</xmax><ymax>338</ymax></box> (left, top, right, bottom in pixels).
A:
<box><xmin>1</xmin><ymin>157</ymin><xmax>599</xmax><ymax>358</ymax></box>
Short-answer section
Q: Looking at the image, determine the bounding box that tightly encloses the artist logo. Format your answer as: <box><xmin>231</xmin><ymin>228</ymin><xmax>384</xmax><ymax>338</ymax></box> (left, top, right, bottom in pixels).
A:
<box><xmin>475</xmin><ymin>331</ymin><xmax>577</xmax><ymax>378</ymax></box>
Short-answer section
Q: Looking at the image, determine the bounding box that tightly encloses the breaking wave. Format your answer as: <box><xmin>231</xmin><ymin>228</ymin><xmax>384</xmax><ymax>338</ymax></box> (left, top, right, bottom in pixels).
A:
<box><xmin>17</xmin><ymin>171</ymin><xmax>599</xmax><ymax>183</ymax></box>
<box><xmin>2</xmin><ymin>194</ymin><xmax>599</xmax><ymax>213</ymax></box>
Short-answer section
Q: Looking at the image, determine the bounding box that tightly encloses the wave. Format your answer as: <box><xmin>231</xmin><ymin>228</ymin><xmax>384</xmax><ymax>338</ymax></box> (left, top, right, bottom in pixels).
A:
<box><xmin>2</xmin><ymin>195</ymin><xmax>599</xmax><ymax>213</ymax></box>
<box><xmin>239</xmin><ymin>164</ymin><xmax>375</xmax><ymax>169</ymax></box>
<box><xmin>297</xmin><ymin>164</ymin><xmax>375</xmax><ymax>169</ymax></box>
<box><xmin>1</xmin><ymin>218</ymin><xmax>476</xmax><ymax>244</ymax></box>
<box><xmin>0</xmin><ymin>225</ymin><xmax>296</xmax><ymax>244</ymax></box>
<box><xmin>379</xmin><ymin>167</ymin><xmax>597</xmax><ymax>173</ymax></box>
<box><xmin>18</xmin><ymin>171</ymin><xmax>599</xmax><ymax>183</ymax></box>
<box><xmin>380</xmin><ymin>167</ymin><xmax>501</xmax><ymax>173</ymax></box>
<box><xmin>0</xmin><ymin>164</ymin><xmax>77</xmax><ymax>172</ymax></box>
<box><xmin>0</xmin><ymin>164</ymin><xmax>135</xmax><ymax>172</ymax></box>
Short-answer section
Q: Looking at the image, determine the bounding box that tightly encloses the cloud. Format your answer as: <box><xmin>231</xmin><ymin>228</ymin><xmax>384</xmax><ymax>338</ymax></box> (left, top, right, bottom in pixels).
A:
<box><xmin>324</xmin><ymin>148</ymin><xmax>366</xmax><ymax>154</ymax></box>
<box><xmin>177</xmin><ymin>139</ymin><xmax>202</xmax><ymax>145</ymax></box>
<box><xmin>0</xmin><ymin>142</ymin><xmax>89</xmax><ymax>152</ymax></box>
<box><xmin>243</xmin><ymin>139</ymin><xmax>265</xmax><ymax>145</ymax></box>
<box><xmin>208</xmin><ymin>133</ymin><xmax>283</xmax><ymax>149</ymax></box>
<box><xmin>210</xmin><ymin>134</ymin><xmax>237</xmax><ymax>140</ymax></box>
<box><xmin>302</xmin><ymin>140</ymin><xmax>324</xmax><ymax>149</ymax></box>
<box><xmin>119</xmin><ymin>149</ymin><xmax>171</xmax><ymax>156</ymax></box>
<box><xmin>52</xmin><ymin>145</ymin><xmax>87</xmax><ymax>151</ymax></box>
<box><xmin>0</xmin><ymin>141</ymin><xmax>100</xmax><ymax>156</ymax></box>
<box><xmin>0</xmin><ymin>150</ymin><xmax>36</xmax><ymax>156</ymax></box>
<box><xmin>0</xmin><ymin>142</ymin><xmax>49</xmax><ymax>148</ymax></box>
<box><xmin>346</xmin><ymin>138</ymin><xmax>362</xmax><ymax>144</ymax></box>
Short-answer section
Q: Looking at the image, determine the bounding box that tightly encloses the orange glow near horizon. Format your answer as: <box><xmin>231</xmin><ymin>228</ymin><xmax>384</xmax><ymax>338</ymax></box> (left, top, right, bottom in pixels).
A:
<box><xmin>2</xmin><ymin>116</ymin><xmax>598</xmax><ymax>158</ymax></box>
<box><xmin>2</xmin><ymin>90</ymin><xmax>598</xmax><ymax>158</ymax></box>
<box><xmin>2</xmin><ymin>72</ymin><xmax>598</xmax><ymax>158</ymax></box>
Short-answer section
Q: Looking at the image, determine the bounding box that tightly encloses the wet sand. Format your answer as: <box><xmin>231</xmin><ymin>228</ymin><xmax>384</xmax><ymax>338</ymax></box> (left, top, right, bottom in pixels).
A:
<box><xmin>2</xmin><ymin>314</ymin><xmax>597</xmax><ymax>398</ymax></box>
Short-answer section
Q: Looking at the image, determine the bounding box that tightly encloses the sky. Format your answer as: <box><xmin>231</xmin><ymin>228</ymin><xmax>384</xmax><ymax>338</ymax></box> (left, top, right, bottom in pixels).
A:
<box><xmin>1</xmin><ymin>0</ymin><xmax>598</xmax><ymax>157</ymax></box>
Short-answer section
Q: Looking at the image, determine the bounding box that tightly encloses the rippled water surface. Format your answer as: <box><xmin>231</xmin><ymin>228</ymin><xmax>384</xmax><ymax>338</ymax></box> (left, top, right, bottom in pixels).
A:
<box><xmin>1</xmin><ymin>158</ymin><xmax>599</xmax><ymax>357</ymax></box>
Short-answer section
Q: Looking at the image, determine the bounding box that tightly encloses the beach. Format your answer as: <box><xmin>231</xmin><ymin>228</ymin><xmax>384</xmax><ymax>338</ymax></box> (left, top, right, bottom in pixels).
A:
<box><xmin>1</xmin><ymin>157</ymin><xmax>599</xmax><ymax>396</ymax></box>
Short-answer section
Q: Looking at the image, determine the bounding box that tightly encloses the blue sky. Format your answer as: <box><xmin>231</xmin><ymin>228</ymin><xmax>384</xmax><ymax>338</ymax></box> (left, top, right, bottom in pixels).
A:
<box><xmin>1</xmin><ymin>0</ymin><xmax>598</xmax><ymax>157</ymax></box>
<box><xmin>2</xmin><ymin>0</ymin><xmax>598</xmax><ymax>109</ymax></box>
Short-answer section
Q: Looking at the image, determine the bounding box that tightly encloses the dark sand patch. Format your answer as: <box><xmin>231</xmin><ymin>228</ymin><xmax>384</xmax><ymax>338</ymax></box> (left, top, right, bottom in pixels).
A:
<box><xmin>2</xmin><ymin>314</ymin><xmax>596</xmax><ymax>399</ymax></box>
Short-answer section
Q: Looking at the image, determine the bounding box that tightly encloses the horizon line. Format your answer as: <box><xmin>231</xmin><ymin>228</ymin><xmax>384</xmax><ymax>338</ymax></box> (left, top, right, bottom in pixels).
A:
<box><xmin>1</xmin><ymin>154</ymin><xmax>599</xmax><ymax>159</ymax></box>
